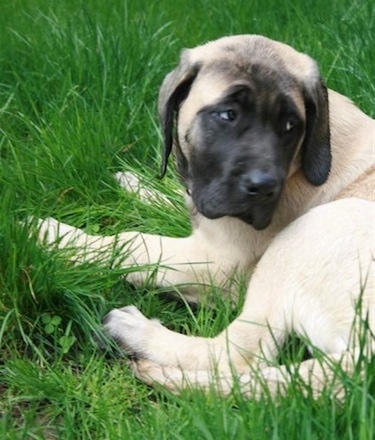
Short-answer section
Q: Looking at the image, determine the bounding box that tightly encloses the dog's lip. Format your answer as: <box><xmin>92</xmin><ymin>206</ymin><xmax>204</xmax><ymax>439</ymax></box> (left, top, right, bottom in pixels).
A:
<box><xmin>194</xmin><ymin>201</ymin><xmax>275</xmax><ymax>228</ymax></box>
<box><xmin>235</xmin><ymin>212</ymin><xmax>253</xmax><ymax>224</ymax></box>
<box><xmin>240</xmin><ymin>213</ymin><xmax>272</xmax><ymax>230</ymax></box>
<box><xmin>197</xmin><ymin>207</ymin><xmax>273</xmax><ymax>229</ymax></box>
<box><xmin>192</xmin><ymin>190</ymin><xmax>279</xmax><ymax>229</ymax></box>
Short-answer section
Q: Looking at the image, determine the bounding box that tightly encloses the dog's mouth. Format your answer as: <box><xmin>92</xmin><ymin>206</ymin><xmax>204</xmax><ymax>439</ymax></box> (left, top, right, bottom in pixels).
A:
<box><xmin>194</xmin><ymin>197</ymin><xmax>278</xmax><ymax>230</ymax></box>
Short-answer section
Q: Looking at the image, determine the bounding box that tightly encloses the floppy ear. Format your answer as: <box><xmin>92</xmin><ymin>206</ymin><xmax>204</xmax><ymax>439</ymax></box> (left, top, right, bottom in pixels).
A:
<box><xmin>158</xmin><ymin>50</ymin><xmax>200</xmax><ymax>177</ymax></box>
<box><xmin>301</xmin><ymin>78</ymin><xmax>331</xmax><ymax>186</ymax></box>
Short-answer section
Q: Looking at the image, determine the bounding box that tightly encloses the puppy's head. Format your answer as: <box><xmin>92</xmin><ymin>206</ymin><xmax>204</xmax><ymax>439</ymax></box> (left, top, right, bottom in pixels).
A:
<box><xmin>159</xmin><ymin>35</ymin><xmax>331</xmax><ymax>230</ymax></box>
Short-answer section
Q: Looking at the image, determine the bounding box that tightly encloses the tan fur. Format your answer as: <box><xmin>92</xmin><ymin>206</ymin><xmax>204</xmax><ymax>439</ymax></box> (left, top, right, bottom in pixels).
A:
<box><xmin>37</xmin><ymin>35</ymin><xmax>375</xmax><ymax>398</ymax></box>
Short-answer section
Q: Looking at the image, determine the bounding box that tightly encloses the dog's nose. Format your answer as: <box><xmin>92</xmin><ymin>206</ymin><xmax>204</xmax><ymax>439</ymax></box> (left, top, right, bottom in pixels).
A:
<box><xmin>241</xmin><ymin>170</ymin><xmax>279</xmax><ymax>201</ymax></box>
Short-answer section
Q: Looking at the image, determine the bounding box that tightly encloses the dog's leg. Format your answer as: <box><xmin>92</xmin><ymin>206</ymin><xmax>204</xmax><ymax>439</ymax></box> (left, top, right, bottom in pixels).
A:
<box><xmin>130</xmin><ymin>350</ymin><xmax>365</xmax><ymax>400</ymax></box>
<box><xmin>36</xmin><ymin>215</ymin><xmax>248</xmax><ymax>298</ymax></box>
<box><xmin>103</xmin><ymin>252</ymin><xmax>284</xmax><ymax>376</ymax></box>
<box><xmin>104</xmin><ymin>199</ymin><xmax>374</xmax><ymax>397</ymax></box>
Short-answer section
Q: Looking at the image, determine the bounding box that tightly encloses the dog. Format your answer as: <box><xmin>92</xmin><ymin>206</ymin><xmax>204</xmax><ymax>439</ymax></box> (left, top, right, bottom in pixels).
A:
<box><xmin>38</xmin><ymin>35</ymin><xmax>375</xmax><ymax>398</ymax></box>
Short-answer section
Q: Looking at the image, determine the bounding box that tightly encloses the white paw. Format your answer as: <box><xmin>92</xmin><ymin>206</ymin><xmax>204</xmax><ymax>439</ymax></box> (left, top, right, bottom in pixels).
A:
<box><xmin>130</xmin><ymin>358</ymin><xmax>183</xmax><ymax>389</ymax></box>
<box><xmin>36</xmin><ymin>217</ymin><xmax>82</xmax><ymax>246</ymax></box>
<box><xmin>115</xmin><ymin>171</ymin><xmax>172</xmax><ymax>205</ymax></box>
<box><xmin>130</xmin><ymin>358</ymin><xmax>235</xmax><ymax>395</ymax></box>
<box><xmin>103</xmin><ymin>305</ymin><xmax>164</xmax><ymax>358</ymax></box>
<box><xmin>115</xmin><ymin>171</ymin><xmax>142</xmax><ymax>193</ymax></box>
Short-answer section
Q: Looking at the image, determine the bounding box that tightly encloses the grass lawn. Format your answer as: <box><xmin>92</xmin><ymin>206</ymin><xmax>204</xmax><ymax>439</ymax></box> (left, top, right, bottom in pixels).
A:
<box><xmin>0</xmin><ymin>0</ymin><xmax>374</xmax><ymax>438</ymax></box>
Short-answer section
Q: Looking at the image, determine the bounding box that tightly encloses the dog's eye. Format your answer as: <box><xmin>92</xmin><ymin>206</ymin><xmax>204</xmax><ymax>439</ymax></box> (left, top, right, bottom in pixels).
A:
<box><xmin>217</xmin><ymin>110</ymin><xmax>237</xmax><ymax>121</ymax></box>
<box><xmin>284</xmin><ymin>120</ymin><xmax>296</xmax><ymax>132</ymax></box>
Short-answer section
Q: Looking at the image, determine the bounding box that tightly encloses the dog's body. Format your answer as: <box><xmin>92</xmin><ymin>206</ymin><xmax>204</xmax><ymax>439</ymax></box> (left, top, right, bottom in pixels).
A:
<box><xmin>38</xmin><ymin>35</ymin><xmax>374</xmax><ymax>397</ymax></box>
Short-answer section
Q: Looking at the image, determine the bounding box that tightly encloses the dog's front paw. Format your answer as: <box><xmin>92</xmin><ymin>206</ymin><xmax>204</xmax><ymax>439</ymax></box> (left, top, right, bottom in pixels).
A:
<box><xmin>36</xmin><ymin>217</ymin><xmax>82</xmax><ymax>246</ymax></box>
<box><xmin>103</xmin><ymin>305</ymin><xmax>164</xmax><ymax>359</ymax></box>
<box><xmin>115</xmin><ymin>171</ymin><xmax>174</xmax><ymax>205</ymax></box>
<box><xmin>115</xmin><ymin>171</ymin><xmax>142</xmax><ymax>193</ymax></box>
<box><xmin>130</xmin><ymin>358</ymin><xmax>236</xmax><ymax>395</ymax></box>
<box><xmin>130</xmin><ymin>358</ymin><xmax>184</xmax><ymax>390</ymax></box>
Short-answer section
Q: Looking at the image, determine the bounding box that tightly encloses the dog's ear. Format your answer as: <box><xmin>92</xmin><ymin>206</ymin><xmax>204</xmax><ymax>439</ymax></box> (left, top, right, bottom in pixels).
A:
<box><xmin>301</xmin><ymin>76</ymin><xmax>331</xmax><ymax>186</ymax></box>
<box><xmin>158</xmin><ymin>50</ymin><xmax>200</xmax><ymax>177</ymax></box>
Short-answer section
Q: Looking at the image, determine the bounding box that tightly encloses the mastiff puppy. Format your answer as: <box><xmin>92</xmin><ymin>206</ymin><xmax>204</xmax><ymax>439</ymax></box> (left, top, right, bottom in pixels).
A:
<box><xmin>38</xmin><ymin>35</ymin><xmax>374</xmax><ymax>397</ymax></box>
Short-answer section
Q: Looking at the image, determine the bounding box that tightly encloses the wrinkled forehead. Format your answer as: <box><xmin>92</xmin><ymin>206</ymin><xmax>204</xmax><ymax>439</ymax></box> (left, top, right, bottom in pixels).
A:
<box><xmin>187</xmin><ymin>35</ymin><xmax>319</xmax><ymax>83</ymax></box>
<box><xmin>180</xmin><ymin>57</ymin><xmax>305</xmax><ymax>122</ymax></box>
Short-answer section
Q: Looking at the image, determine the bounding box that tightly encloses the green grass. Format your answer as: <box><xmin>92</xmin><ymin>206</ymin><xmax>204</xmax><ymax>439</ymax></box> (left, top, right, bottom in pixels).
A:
<box><xmin>0</xmin><ymin>0</ymin><xmax>374</xmax><ymax>438</ymax></box>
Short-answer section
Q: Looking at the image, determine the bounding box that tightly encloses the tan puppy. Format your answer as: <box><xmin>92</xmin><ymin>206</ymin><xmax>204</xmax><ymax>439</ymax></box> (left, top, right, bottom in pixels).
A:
<box><xmin>38</xmin><ymin>35</ymin><xmax>374</xmax><ymax>397</ymax></box>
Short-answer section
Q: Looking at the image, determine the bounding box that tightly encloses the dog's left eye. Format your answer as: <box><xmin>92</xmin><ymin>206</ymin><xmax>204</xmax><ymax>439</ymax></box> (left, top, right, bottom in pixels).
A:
<box><xmin>284</xmin><ymin>120</ymin><xmax>296</xmax><ymax>132</ymax></box>
<box><xmin>217</xmin><ymin>110</ymin><xmax>237</xmax><ymax>121</ymax></box>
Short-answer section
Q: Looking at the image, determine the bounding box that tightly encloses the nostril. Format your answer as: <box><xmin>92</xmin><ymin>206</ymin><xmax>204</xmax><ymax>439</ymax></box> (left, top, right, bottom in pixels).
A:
<box><xmin>246</xmin><ymin>186</ymin><xmax>274</xmax><ymax>198</ymax></box>
<box><xmin>248</xmin><ymin>186</ymin><xmax>259</xmax><ymax>195</ymax></box>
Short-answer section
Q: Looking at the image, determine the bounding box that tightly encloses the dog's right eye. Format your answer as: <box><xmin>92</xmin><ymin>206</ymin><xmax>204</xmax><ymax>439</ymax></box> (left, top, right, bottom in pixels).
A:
<box><xmin>216</xmin><ymin>110</ymin><xmax>237</xmax><ymax>121</ymax></box>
